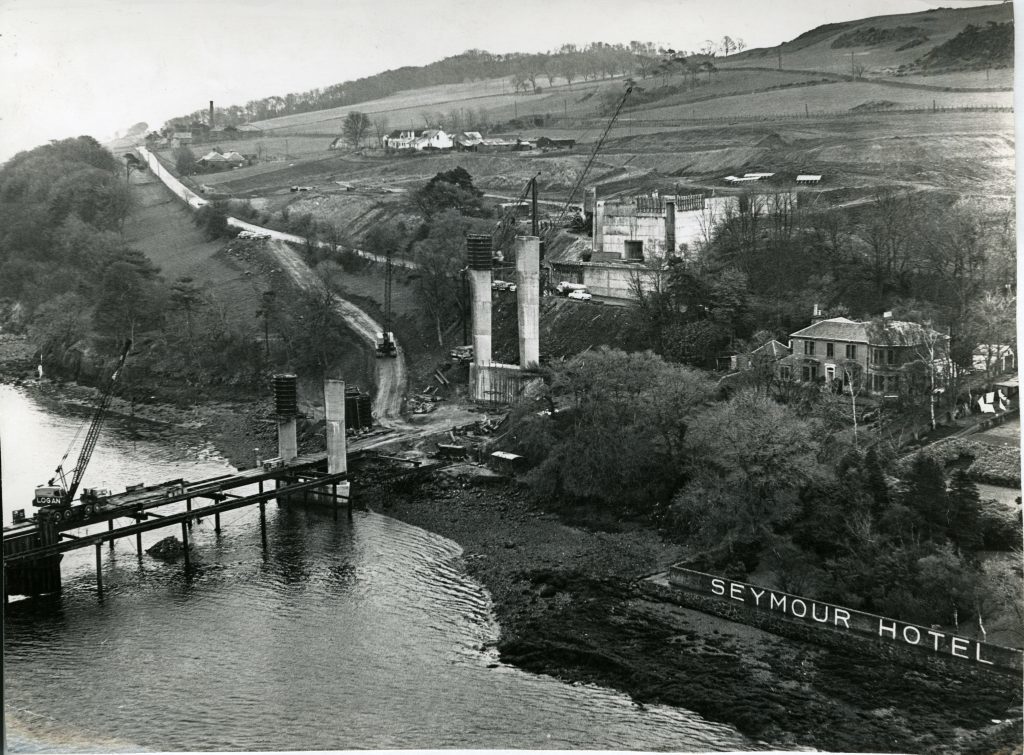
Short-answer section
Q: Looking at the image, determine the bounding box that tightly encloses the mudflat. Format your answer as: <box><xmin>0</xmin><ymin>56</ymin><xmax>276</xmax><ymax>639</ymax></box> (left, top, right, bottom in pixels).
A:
<box><xmin>360</xmin><ymin>463</ymin><xmax>1023</xmax><ymax>754</ymax></box>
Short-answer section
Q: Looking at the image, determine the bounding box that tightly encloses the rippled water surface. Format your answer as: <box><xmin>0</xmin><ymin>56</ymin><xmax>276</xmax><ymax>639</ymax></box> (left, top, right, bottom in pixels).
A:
<box><xmin>3</xmin><ymin>385</ymin><xmax>754</xmax><ymax>752</ymax></box>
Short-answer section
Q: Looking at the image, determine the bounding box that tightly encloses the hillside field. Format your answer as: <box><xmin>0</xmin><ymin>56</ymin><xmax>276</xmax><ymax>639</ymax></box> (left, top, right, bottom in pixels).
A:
<box><xmin>732</xmin><ymin>1</ymin><xmax>1012</xmax><ymax>77</ymax></box>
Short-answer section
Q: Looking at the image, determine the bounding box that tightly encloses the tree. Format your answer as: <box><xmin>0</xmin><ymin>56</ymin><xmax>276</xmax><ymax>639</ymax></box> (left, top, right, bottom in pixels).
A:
<box><xmin>514</xmin><ymin>349</ymin><xmax>712</xmax><ymax>516</ymax></box>
<box><xmin>342</xmin><ymin>111</ymin><xmax>372</xmax><ymax>147</ymax></box>
<box><xmin>173</xmin><ymin>145</ymin><xmax>196</xmax><ymax>176</ymax></box>
<box><xmin>28</xmin><ymin>292</ymin><xmax>92</xmax><ymax>355</ymax></box>
<box><xmin>93</xmin><ymin>248</ymin><xmax>165</xmax><ymax>342</ymax></box>
<box><xmin>413</xmin><ymin>167</ymin><xmax>486</xmax><ymax>218</ymax></box>
<box><xmin>371</xmin><ymin>115</ymin><xmax>390</xmax><ymax>148</ymax></box>
<box><xmin>411</xmin><ymin>210</ymin><xmax>470</xmax><ymax>345</ymax></box>
<box><xmin>363</xmin><ymin>223</ymin><xmax>408</xmax><ymax>261</ymax></box>
<box><xmin>193</xmin><ymin>200</ymin><xmax>232</xmax><ymax>240</ymax></box>
<box><xmin>169</xmin><ymin>276</ymin><xmax>203</xmax><ymax>345</ymax></box>
<box><xmin>966</xmin><ymin>292</ymin><xmax>1015</xmax><ymax>378</ymax></box>
<box><xmin>278</xmin><ymin>283</ymin><xmax>351</xmax><ymax>378</ymax></box>
<box><xmin>670</xmin><ymin>390</ymin><xmax>823</xmax><ymax>566</ymax></box>
<box><xmin>720</xmin><ymin>36</ymin><xmax>736</xmax><ymax>57</ymax></box>
<box><xmin>947</xmin><ymin>469</ymin><xmax>983</xmax><ymax>554</ymax></box>
<box><xmin>900</xmin><ymin>453</ymin><xmax>948</xmax><ymax>543</ymax></box>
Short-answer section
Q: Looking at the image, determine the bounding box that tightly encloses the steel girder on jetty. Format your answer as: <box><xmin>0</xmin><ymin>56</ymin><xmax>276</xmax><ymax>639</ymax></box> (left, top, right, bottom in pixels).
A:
<box><xmin>3</xmin><ymin>454</ymin><xmax>348</xmax><ymax>597</ymax></box>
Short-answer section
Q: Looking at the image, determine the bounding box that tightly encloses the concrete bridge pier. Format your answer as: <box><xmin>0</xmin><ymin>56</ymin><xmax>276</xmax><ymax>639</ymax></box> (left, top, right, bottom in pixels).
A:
<box><xmin>3</xmin><ymin>518</ymin><xmax>63</xmax><ymax>598</ymax></box>
<box><xmin>515</xmin><ymin>235</ymin><xmax>540</xmax><ymax>368</ymax></box>
<box><xmin>321</xmin><ymin>379</ymin><xmax>352</xmax><ymax>514</ymax></box>
<box><xmin>467</xmin><ymin>234</ymin><xmax>494</xmax><ymax>401</ymax></box>
<box><xmin>275</xmin><ymin>374</ymin><xmax>299</xmax><ymax>462</ymax></box>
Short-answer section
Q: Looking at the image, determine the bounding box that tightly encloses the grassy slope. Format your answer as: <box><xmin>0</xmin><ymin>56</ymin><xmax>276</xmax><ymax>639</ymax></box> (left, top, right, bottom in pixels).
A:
<box><xmin>729</xmin><ymin>2</ymin><xmax>1012</xmax><ymax>78</ymax></box>
<box><xmin>122</xmin><ymin>170</ymin><xmax>269</xmax><ymax>324</ymax></box>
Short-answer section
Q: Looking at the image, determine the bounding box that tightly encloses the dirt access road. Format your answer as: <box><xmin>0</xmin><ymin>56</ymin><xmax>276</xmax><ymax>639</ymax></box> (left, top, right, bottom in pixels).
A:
<box><xmin>262</xmin><ymin>239</ymin><xmax>478</xmax><ymax>440</ymax></box>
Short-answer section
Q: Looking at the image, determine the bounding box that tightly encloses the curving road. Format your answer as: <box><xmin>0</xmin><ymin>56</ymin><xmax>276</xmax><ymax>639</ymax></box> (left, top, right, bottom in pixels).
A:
<box><xmin>261</xmin><ymin>240</ymin><xmax>407</xmax><ymax>423</ymax></box>
<box><xmin>137</xmin><ymin>144</ymin><xmax>482</xmax><ymax>440</ymax></box>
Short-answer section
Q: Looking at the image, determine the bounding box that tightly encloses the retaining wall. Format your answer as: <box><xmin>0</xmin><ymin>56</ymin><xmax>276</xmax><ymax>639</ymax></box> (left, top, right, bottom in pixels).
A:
<box><xmin>657</xmin><ymin>566</ymin><xmax>1023</xmax><ymax>678</ymax></box>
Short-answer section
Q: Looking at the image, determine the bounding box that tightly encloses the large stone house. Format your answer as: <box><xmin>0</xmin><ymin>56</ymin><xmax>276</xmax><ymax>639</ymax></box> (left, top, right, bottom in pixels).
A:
<box><xmin>778</xmin><ymin>314</ymin><xmax>947</xmax><ymax>395</ymax></box>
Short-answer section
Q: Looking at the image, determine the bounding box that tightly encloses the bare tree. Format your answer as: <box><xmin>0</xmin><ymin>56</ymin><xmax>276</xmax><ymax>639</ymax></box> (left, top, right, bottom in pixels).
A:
<box><xmin>720</xmin><ymin>36</ymin><xmax>736</xmax><ymax>58</ymax></box>
<box><xmin>371</xmin><ymin>115</ymin><xmax>390</xmax><ymax>148</ymax></box>
<box><xmin>342</xmin><ymin>111</ymin><xmax>371</xmax><ymax>147</ymax></box>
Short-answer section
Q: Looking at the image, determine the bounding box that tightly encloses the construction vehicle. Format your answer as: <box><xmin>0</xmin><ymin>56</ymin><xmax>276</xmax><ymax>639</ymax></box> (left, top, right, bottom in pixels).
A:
<box><xmin>375</xmin><ymin>331</ymin><xmax>397</xmax><ymax>358</ymax></box>
<box><xmin>375</xmin><ymin>248</ymin><xmax>398</xmax><ymax>358</ymax></box>
<box><xmin>32</xmin><ymin>340</ymin><xmax>131</xmax><ymax>524</ymax></box>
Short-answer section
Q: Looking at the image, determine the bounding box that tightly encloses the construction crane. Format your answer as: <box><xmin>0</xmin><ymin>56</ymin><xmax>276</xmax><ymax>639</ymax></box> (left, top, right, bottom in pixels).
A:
<box><xmin>547</xmin><ymin>82</ymin><xmax>634</xmax><ymax>238</ymax></box>
<box><xmin>375</xmin><ymin>250</ymin><xmax>397</xmax><ymax>357</ymax></box>
<box><xmin>33</xmin><ymin>340</ymin><xmax>131</xmax><ymax>522</ymax></box>
<box><xmin>494</xmin><ymin>83</ymin><xmax>636</xmax><ymax>255</ymax></box>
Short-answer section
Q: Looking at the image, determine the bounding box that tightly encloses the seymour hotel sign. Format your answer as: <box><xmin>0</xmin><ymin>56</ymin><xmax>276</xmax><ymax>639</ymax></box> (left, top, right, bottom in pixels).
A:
<box><xmin>669</xmin><ymin>567</ymin><xmax>1023</xmax><ymax>673</ymax></box>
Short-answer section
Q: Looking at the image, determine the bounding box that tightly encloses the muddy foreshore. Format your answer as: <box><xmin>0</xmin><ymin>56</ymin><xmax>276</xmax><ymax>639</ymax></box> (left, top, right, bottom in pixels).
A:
<box><xmin>4</xmin><ymin>337</ymin><xmax>1021</xmax><ymax>753</ymax></box>
<box><xmin>358</xmin><ymin>465</ymin><xmax>1023</xmax><ymax>755</ymax></box>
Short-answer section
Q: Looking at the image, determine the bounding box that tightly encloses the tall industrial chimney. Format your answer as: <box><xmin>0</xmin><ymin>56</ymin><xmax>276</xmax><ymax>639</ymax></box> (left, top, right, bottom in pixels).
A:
<box><xmin>209</xmin><ymin>100</ymin><xmax>215</xmax><ymax>128</ymax></box>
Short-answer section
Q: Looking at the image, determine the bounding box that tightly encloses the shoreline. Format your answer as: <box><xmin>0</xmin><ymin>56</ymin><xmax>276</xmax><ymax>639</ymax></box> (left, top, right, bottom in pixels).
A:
<box><xmin>357</xmin><ymin>462</ymin><xmax>1023</xmax><ymax>754</ymax></box>
<box><xmin>4</xmin><ymin>337</ymin><xmax>1021</xmax><ymax>752</ymax></box>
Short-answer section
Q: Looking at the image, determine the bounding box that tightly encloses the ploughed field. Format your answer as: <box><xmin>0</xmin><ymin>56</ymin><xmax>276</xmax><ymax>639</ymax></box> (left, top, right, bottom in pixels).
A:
<box><xmin>172</xmin><ymin>107</ymin><xmax>1014</xmax><ymax>216</ymax></box>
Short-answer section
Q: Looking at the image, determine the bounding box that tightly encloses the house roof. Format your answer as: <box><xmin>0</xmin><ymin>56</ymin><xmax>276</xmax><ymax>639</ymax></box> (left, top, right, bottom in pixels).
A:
<box><xmin>198</xmin><ymin>151</ymin><xmax>228</xmax><ymax>162</ymax></box>
<box><xmin>790</xmin><ymin>317</ymin><xmax>868</xmax><ymax>342</ymax></box>
<box><xmin>222</xmin><ymin>151</ymin><xmax>245</xmax><ymax>161</ymax></box>
<box><xmin>751</xmin><ymin>339</ymin><xmax>790</xmax><ymax>358</ymax></box>
<box><xmin>791</xmin><ymin>316</ymin><xmax>944</xmax><ymax>346</ymax></box>
<box><xmin>796</xmin><ymin>174</ymin><xmax>822</xmax><ymax>183</ymax></box>
<box><xmin>974</xmin><ymin>344</ymin><xmax>1015</xmax><ymax>356</ymax></box>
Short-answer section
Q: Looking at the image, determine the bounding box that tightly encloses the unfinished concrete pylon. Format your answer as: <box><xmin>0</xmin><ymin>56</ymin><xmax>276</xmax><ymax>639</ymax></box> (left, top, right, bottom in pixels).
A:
<box><xmin>274</xmin><ymin>374</ymin><xmax>298</xmax><ymax>461</ymax></box>
<box><xmin>467</xmin><ymin>235</ymin><xmax>493</xmax><ymax>366</ymax></box>
<box><xmin>515</xmin><ymin>235</ymin><xmax>540</xmax><ymax>368</ymax></box>
<box><xmin>324</xmin><ymin>379</ymin><xmax>347</xmax><ymax>475</ymax></box>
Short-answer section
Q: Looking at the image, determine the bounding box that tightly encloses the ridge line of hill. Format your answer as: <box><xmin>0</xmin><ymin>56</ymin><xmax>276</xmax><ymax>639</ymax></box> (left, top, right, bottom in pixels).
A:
<box><xmin>249</xmin><ymin>74</ymin><xmax>629</xmax><ymax>132</ymax></box>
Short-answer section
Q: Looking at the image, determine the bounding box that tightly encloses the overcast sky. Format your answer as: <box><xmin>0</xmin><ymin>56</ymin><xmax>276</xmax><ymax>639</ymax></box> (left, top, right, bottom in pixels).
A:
<box><xmin>0</xmin><ymin>0</ymin><xmax>1009</xmax><ymax>161</ymax></box>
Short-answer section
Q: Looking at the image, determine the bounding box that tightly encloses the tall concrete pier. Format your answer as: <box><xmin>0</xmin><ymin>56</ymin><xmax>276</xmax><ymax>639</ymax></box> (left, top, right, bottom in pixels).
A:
<box><xmin>515</xmin><ymin>235</ymin><xmax>540</xmax><ymax>368</ymax></box>
<box><xmin>324</xmin><ymin>379</ymin><xmax>348</xmax><ymax>475</ymax></box>
<box><xmin>274</xmin><ymin>374</ymin><xmax>299</xmax><ymax>461</ymax></box>
<box><xmin>466</xmin><ymin>235</ymin><xmax>493</xmax><ymax>365</ymax></box>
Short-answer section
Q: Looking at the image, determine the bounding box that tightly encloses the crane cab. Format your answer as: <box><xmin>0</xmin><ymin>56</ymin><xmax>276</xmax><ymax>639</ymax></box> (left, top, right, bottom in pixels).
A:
<box><xmin>33</xmin><ymin>485</ymin><xmax>67</xmax><ymax>508</ymax></box>
<box><xmin>375</xmin><ymin>331</ymin><xmax>397</xmax><ymax>358</ymax></box>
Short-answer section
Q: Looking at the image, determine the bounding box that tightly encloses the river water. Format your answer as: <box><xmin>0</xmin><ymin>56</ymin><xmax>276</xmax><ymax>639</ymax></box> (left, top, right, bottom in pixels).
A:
<box><xmin>2</xmin><ymin>385</ymin><xmax>754</xmax><ymax>752</ymax></box>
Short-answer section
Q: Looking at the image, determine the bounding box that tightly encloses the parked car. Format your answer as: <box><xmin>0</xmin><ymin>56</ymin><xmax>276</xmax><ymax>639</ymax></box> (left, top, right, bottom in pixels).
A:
<box><xmin>492</xmin><ymin>280</ymin><xmax>517</xmax><ymax>292</ymax></box>
<box><xmin>556</xmin><ymin>281</ymin><xmax>589</xmax><ymax>295</ymax></box>
<box><xmin>449</xmin><ymin>345</ymin><xmax>474</xmax><ymax>363</ymax></box>
<box><xmin>567</xmin><ymin>290</ymin><xmax>592</xmax><ymax>301</ymax></box>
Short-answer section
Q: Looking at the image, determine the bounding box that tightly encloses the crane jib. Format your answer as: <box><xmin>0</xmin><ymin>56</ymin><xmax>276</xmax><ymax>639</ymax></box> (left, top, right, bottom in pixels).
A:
<box><xmin>35</xmin><ymin>340</ymin><xmax>131</xmax><ymax>510</ymax></box>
